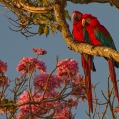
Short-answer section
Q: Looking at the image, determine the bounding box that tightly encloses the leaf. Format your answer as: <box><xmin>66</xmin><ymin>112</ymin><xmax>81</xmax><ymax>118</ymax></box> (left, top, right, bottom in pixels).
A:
<box><xmin>16</xmin><ymin>16</ymin><xmax>22</xmax><ymax>21</ymax></box>
<box><xmin>44</xmin><ymin>26</ymin><xmax>49</xmax><ymax>36</ymax></box>
<box><xmin>51</xmin><ymin>15</ymin><xmax>56</xmax><ymax>22</ymax></box>
<box><xmin>64</xmin><ymin>10</ymin><xmax>71</xmax><ymax>21</ymax></box>
<box><xmin>39</xmin><ymin>24</ymin><xmax>46</xmax><ymax>28</ymax></box>
<box><xmin>33</xmin><ymin>13</ymin><xmax>39</xmax><ymax>19</ymax></box>
<box><xmin>43</xmin><ymin>0</ymin><xmax>51</xmax><ymax>6</ymax></box>
<box><xmin>38</xmin><ymin>28</ymin><xmax>44</xmax><ymax>35</ymax></box>
<box><xmin>2</xmin><ymin>99</ymin><xmax>8</xmax><ymax>104</ymax></box>
<box><xmin>39</xmin><ymin>14</ymin><xmax>47</xmax><ymax>20</ymax></box>
<box><xmin>51</xmin><ymin>26</ymin><xmax>56</xmax><ymax>35</ymax></box>
<box><xmin>37</xmin><ymin>0</ymin><xmax>43</xmax><ymax>4</ymax></box>
<box><xmin>45</xmin><ymin>13</ymin><xmax>52</xmax><ymax>20</ymax></box>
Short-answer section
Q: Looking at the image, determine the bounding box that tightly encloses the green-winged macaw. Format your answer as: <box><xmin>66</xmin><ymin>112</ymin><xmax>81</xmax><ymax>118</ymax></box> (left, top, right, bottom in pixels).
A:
<box><xmin>72</xmin><ymin>11</ymin><xmax>96</xmax><ymax>113</ymax></box>
<box><xmin>82</xmin><ymin>13</ymin><xmax>119</xmax><ymax>103</ymax></box>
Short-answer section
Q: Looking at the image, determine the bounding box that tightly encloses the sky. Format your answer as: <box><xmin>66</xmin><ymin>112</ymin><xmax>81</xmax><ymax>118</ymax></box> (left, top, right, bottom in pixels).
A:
<box><xmin>0</xmin><ymin>1</ymin><xmax>119</xmax><ymax>119</ymax></box>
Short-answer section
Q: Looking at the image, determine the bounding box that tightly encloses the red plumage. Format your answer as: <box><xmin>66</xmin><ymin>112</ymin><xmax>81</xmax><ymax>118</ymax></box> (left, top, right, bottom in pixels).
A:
<box><xmin>108</xmin><ymin>60</ymin><xmax>119</xmax><ymax>102</ymax></box>
<box><xmin>72</xmin><ymin>11</ymin><xmax>93</xmax><ymax>112</ymax></box>
<box><xmin>83</xmin><ymin>14</ymin><xmax>119</xmax><ymax>102</ymax></box>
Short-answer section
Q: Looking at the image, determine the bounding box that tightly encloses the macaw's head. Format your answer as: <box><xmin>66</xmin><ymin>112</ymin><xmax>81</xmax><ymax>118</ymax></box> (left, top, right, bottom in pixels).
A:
<box><xmin>72</xmin><ymin>11</ymin><xmax>83</xmax><ymax>22</ymax></box>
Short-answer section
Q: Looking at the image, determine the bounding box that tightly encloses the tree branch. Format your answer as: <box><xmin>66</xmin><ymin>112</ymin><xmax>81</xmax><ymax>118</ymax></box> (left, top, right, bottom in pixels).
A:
<box><xmin>67</xmin><ymin>0</ymin><xmax>109</xmax><ymax>4</ymax></box>
<box><xmin>0</xmin><ymin>0</ymin><xmax>61</xmax><ymax>31</ymax></box>
<box><xmin>33</xmin><ymin>19</ymin><xmax>61</xmax><ymax>31</ymax></box>
<box><xmin>19</xmin><ymin>0</ymin><xmax>54</xmax><ymax>13</ymax></box>
<box><xmin>54</xmin><ymin>0</ymin><xmax>119</xmax><ymax>62</ymax></box>
<box><xmin>110</xmin><ymin>0</ymin><xmax>119</xmax><ymax>9</ymax></box>
<box><xmin>67</xmin><ymin>0</ymin><xmax>119</xmax><ymax>9</ymax></box>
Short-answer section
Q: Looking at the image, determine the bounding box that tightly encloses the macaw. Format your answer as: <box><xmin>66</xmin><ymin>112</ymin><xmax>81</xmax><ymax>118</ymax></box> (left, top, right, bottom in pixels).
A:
<box><xmin>72</xmin><ymin>11</ymin><xmax>96</xmax><ymax>113</ymax></box>
<box><xmin>82</xmin><ymin>14</ymin><xmax>119</xmax><ymax>102</ymax></box>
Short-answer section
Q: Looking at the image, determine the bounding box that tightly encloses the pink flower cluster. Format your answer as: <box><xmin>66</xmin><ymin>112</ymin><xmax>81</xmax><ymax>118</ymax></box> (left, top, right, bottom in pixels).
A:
<box><xmin>67</xmin><ymin>98</ymin><xmax>78</xmax><ymax>108</ymax></box>
<box><xmin>0</xmin><ymin>60</ymin><xmax>10</xmax><ymax>87</ymax></box>
<box><xmin>17</xmin><ymin>91</ymin><xmax>78</xmax><ymax>119</ymax></box>
<box><xmin>54</xmin><ymin>108</ymin><xmax>73</xmax><ymax>119</ymax></box>
<box><xmin>17</xmin><ymin>112</ymin><xmax>38</xmax><ymax>119</ymax></box>
<box><xmin>0</xmin><ymin>109</ymin><xmax>4</xmax><ymax>115</ymax></box>
<box><xmin>113</xmin><ymin>107</ymin><xmax>119</xmax><ymax>115</ymax></box>
<box><xmin>16</xmin><ymin>57</ymin><xmax>46</xmax><ymax>74</ymax></box>
<box><xmin>32</xmin><ymin>48</ymin><xmax>47</xmax><ymax>55</ymax></box>
<box><xmin>57</xmin><ymin>59</ymin><xmax>79</xmax><ymax>78</ymax></box>
<box><xmin>70</xmin><ymin>75</ymin><xmax>85</xmax><ymax>100</ymax></box>
<box><xmin>33</xmin><ymin>73</ymin><xmax>60</xmax><ymax>92</ymax></box>
<box><xmin>0</xmin><ymin>49</ymin><xmax>88</xmax><ymax>118</ymax></box>
<box><xmin>17</xmin><ymin>91</ymin><xmax>42</xmax><ymax>119</ymax></box>
<box><xmin>0</xmin><ymin>60</ymin><xmax>7</xmax><ymax>75</ymax></box>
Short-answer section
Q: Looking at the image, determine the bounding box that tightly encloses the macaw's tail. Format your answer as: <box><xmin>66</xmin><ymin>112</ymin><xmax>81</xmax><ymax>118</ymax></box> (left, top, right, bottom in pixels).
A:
<box><xmin>108</xmin><ymin>60</ymin><xmax>119</xmax><ymax>103</ymax></box>
<box><xmin>82</xmin><ymin>55</ymin><xmax>93</xmax><ymax>113</ymax></box>
<box><xmin>114</xmin><ymin>61</ymin><xmax>119</xmax><ymax>68</ymax></box>
<box><xmin>90</xmin><ymin>56</ymin><xmax>96</xmax><ymax>72</ymax></box>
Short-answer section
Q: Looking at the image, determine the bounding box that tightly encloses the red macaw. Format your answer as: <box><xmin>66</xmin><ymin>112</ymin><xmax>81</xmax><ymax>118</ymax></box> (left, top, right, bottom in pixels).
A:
<box><xmin>72</xmin><ymin>11</ymin><xmax>96</xmax><ymax>113</ymax></box>
<box><xmin>82</xmin><ymin>14</ymin><xmax>119</xmax><ymax>102</ymax></box>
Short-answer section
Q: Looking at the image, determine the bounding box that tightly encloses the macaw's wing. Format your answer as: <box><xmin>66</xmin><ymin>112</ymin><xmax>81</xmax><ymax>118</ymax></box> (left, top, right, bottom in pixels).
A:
<box><xmin>94</xmin><ymin>25</ymin><xmax>117</xmax><ymax>50</ymax></box>
<box><xmin>83</xmin><ymin>27</ymin><xmax>90</xmax><ymax>44</ymax></box>
<box><xmin>83</xmin><ymin>28</ymin><xmax>96</xmax><ymax>71</ymax></box>
<box><xmin>94</xmin><ymin>25</ymin><xmax>119</xmax><ymax>68</ymax></box>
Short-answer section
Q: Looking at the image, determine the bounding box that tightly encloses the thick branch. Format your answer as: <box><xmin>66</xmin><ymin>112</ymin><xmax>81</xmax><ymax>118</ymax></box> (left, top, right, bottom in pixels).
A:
<box><xmin>54</xmin><ymin>2</ymin><xmax>119</xmax><ymax>62</ymax></box>
<box><xmin>67</xmin><ymin>0</ymin><xmax>109</xmax><ymax>4</ymax></box>
<box><xmin>67</xmin><ymin>0</ymin><xmax>119</xmax><ymax>9</ymax></box>
<box><xmin>110</xmin><ymin>0</ymin><xmax>119</xmax><ymax>9</ymax></box>
<box><xmin>19</xmin><ymin>0</ymin><xmax>54</xmax><ymax>13</ymax></box>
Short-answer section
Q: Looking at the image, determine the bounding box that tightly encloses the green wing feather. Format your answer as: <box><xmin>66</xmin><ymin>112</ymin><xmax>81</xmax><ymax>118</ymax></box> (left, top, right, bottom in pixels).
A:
<box><xmin>83</xmin><ymin>27</ymin><xmax>91</xmax><ymax>44</ymax></box>
<box><xmin>94</xmin><ymin>26</ymin><xmax>116</xmax><ymax>50</ymax></box>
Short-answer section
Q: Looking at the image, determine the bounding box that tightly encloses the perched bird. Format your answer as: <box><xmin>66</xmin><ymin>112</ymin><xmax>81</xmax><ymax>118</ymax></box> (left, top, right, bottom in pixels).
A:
<box><xmin>72</xmin><ymin>11</ymin><xmax>96</xmax><ymax>113</ymax></box>
<box><xmin>82</xmin><ymin>13</ymin><xmax>119</xmax><ymax>102</ymax></box>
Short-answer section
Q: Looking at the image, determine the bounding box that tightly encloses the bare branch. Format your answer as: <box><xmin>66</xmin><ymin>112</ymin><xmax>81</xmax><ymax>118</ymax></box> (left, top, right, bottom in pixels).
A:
<box><xmin>19</xmin><ymin>0</ymin><xmax>54</xmax><ymax>13</ymax></box>
<box><xmin>33</xmin><ymin>19</ymin><xmax>61</xmax><ymax>31</ymax></box>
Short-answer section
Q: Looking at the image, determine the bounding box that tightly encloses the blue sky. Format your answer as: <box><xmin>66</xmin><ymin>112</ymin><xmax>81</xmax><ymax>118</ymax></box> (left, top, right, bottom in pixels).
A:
<box><xmin>0</xmin><ymin>2</ymin><xmax>119</xmax><ymax>119</ymax></box>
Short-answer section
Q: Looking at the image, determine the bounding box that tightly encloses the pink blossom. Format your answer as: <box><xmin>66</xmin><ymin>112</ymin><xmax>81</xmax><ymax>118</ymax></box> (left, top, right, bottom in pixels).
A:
<box><xmin>17</xmin><ymin>91</ymin><xmax>61</xmax><ymax>118</ymax></box>
<box><xmin>113</xmin><ymin>107</ymin><xmax>119</xmax><ymax>115</ymax></box>
<box><xmin>17</xmin><ymin>91</ymin><xmax>79</xmax><ymax>118</ymax></box>
<box><xmin>17</xmin><ymin>91</ymin><xmax>45</xmax><ymax>117</ymax></box>
<box><xmin>35</xmin><ymin>60</ymin><xmax>46</xmax><ymax>73</ymax></box>
<box><xmin>32</xmin><ymin>48</ymin><xmax>47</xmax><ymax>55</ymax></box>
<box><xmin>67</xmin><ymin>98</ymin><xmax>78</xmax><ymax>108</ymax></box>
<box><xmin>0</xmin><ymin>76</ymin><xmax>11</xmax><ymax>87</ymax></box>
<box><xmin>54</xmin><ymin>108</ymin><xmax>73</xmax><ymax>119</ymax></box>
<box><xmin>17</xmin><ymin>112</ymin><xmax>38</xmax><ymax>119</ymax></box>
<box><xmin>0</xmin><ymin>60</ymin><xmax>7</xmax><ymax>75</ymax></box>
<box><xmin>33</xmin><ymin>73</ymin><xmax>60</xmax><ymax>92</ymax></box>
<box><xmin>74</xmin><ymin>75</ymin><xmax>85</xmax><ymax>85</ymax></box>
<box><xmin>71</xmin><ymin>75</ymin><xmax>85</xmax><ymax>98</ymax></box>
<box><xmin>0</xmin><ymin>109</ymin><xmax>4</xmax><ymax>115</ymax></box>
<box><xmin>16</xmin><ymin>57</ymin><xmax>46</xmax><ymax>74</ymax></box>
<box><xmin>57</xmin><ymin>59</ymin><xmax>79</xmax><ymax>78</ymax></box>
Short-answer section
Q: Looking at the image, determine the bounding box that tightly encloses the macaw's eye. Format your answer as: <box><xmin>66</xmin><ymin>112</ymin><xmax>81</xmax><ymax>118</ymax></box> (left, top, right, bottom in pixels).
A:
<box><xmin>77</xmin><ymin>14</ymin><xmax>81</xmax><ymax>20</ymax></box>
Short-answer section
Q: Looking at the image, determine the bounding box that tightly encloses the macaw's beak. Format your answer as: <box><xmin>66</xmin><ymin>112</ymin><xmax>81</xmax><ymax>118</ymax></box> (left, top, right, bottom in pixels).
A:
<box><xmin>72</xmin><ymin>13</ymin><xmax>79</xmax><ymax>22</ymax></box>
<box><xmin>82</xmin><ymin>19</ymin><xmax>86</xmax><ymax>27</ymax></box>
<box><xmin>82</xmin><ymin>19</ymin><xmax>89</xmax><ymax>27</ymax></box>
